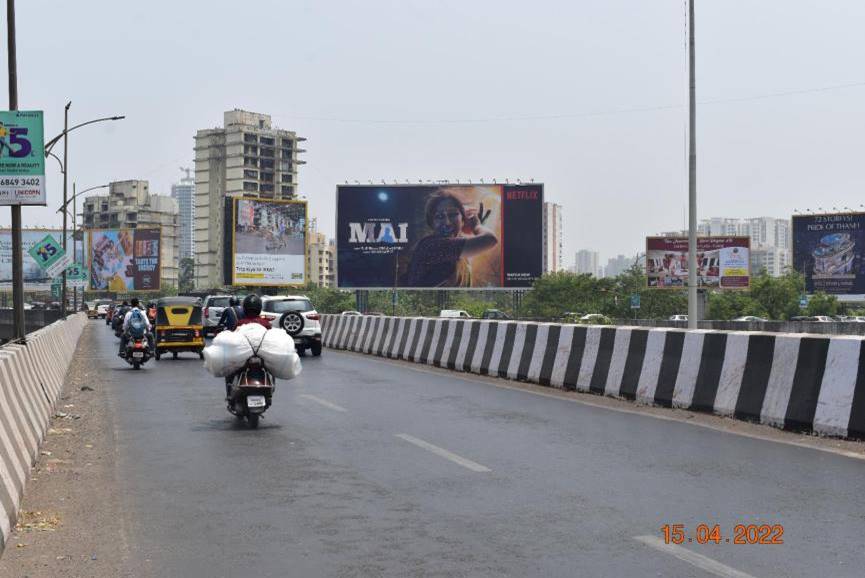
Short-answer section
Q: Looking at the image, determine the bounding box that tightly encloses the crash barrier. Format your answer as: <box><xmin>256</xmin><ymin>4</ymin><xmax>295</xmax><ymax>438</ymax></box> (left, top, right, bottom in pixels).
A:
<box><xmin>321</xmin><ymin>315</ymin><xmax>865</xmax><ymax>440</ymax></box>
<box><xmin>0</xmin><ymin>313</ymin><xmax>87</xmax><ymax>552</ymax></box>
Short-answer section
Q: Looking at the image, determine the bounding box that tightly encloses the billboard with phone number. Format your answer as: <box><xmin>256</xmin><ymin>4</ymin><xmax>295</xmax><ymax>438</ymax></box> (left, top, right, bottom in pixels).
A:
<box><xmin>336</xmin><ymin>184</ymin><xmax>543</xmax><ymax>289</ymax></box>
<box><xmin>87</xmin><ymin>228</ymin><xmax>161</xmax><ymax>291</ymax></box>
<box><xmin>646</xmin><ymin>236</ymin><xmax>750</xmax><ymax>289</ymax></box>
<box><xmin>0</xmin><ymin>110</ymin><xmax>46</xmax><ymax>205</ymax></box>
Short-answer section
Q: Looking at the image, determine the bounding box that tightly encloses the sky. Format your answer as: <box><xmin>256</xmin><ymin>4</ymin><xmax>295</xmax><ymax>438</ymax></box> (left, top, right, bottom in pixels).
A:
<box><xmin>2</xmin><ymin>0</ymin><xmax>864</xmax><ymax>267</ymax></box>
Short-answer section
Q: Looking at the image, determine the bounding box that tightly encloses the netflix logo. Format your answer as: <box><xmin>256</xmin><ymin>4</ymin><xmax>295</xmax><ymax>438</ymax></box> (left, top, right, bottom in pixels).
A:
<box><xmin>506</xmin><ymin>189</ymin><xmax>539</xmax><ymax>200</ymax></box>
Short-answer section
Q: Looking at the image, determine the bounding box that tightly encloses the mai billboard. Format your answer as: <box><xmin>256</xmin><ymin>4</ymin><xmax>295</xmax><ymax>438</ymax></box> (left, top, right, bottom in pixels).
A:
<box><xmin>88</xmin><ymin>228</ymin><xmax>162</xmax><ymax>292</ymax></box>
<box><xmin>793</xmin><ymin>213</ymin><xmax>865</xmax><ymax>295</ymax></box>
<box><xmin>224</xmin><ymin>198</ymin><xmax>307</xmax><ymax>286</ymax></box>
<box><xmin>646</xmin><ymin>236</ymin><xmax>750</xmax><ymax>289</ymax></box>
<box><xmin>336</xmin><ymin>184</ymin><xmax>544</xmax><ymax>289</ymax></box>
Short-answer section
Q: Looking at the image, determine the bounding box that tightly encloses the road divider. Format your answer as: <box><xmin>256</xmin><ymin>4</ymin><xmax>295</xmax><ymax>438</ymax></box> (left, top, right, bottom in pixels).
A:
<box><xmin>321</xmin><ymin>315</ymin><xmax>865</xmax><ymax>441</ymax></box>
<box><xmin>0</xmin><ymin>313</ymin><xmax>87</xmax><ymax>553</ymax></box>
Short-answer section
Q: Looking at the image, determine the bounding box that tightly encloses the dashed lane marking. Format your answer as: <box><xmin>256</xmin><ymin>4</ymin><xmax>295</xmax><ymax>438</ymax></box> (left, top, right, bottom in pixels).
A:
<box><xmin>395</xmin><ymin>433</ymin><xmax>491</xmax><ymax>472</ymax></box>
<box><xmin>298</xmin><ymin>394</ymin><xmax>348</xmax><ymax>413</ymax></box>
<box><xmin>634</xmin><ymin>535</ymin><xmax>758</xmax><ymax>578</ymax></box>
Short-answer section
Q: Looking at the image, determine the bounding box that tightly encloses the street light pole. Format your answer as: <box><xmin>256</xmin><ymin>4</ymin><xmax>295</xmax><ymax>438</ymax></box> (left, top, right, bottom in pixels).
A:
<box><xmin>687</xmin><ymin>0</ymin><xmax>698</xmax><ymax>329</ymax></box>
<box><xmin>62</xmin><ymin>101</ymin><xmax>70</xmax><ymax>313</ymax></box>
<box><xmin>7</xmin><ymin>0</ymin><xmax>25</xmax><ymax>341</ymax></box>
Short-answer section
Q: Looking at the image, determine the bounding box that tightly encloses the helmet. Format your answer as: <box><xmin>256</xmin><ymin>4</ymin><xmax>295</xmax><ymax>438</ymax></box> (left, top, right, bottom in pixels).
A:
<box><xmin>229</xmin><ymin>296</ymin><xmax>239</xmax><ymax>307</ymax></box>
<box><xmin>242</xmin><ymin>294</ymin><xmax>262</xmax><ymax>317</ymax></box>
<box><xmin>122</xmin><ymin>300</ymin><xmax>129</xmax><ymax>306</ymax></box>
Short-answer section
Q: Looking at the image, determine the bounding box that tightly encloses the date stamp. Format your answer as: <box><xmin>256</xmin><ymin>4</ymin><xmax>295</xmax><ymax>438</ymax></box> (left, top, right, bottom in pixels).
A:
<box><xmin>661</xmin><ymin>524</ymin><xmax>784</xmax><ymax>545</ymax></box>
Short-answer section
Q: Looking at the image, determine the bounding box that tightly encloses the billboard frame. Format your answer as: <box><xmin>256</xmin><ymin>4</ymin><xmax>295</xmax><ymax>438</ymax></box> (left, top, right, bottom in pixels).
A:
<box><xmin>0</xmin><ymin>227</ymin><xmax>82</xmax><ymax>290</ymax></box>
<box><xmin>334</xmin><ymin>183</ymin><xmax>544</xmax><ymax>291</ymax></box>
<box><xmin>792</xmin><ymin>211</ymin><xmax>865</xmax><ymax>296</ymax></box>
<box><xmin>86</xmin><ymin>227</ymin><xmax>163</xmax><ymax>293</ymax></box>
<box><xmin>645</xmin><ymin>235</ymin><xmax>751</xmax><ymax>290</ymax></box>
<box><xmin>229</xmin><ymin>197</ymin><xmax>309</xmax><ymax>288</ymax></box>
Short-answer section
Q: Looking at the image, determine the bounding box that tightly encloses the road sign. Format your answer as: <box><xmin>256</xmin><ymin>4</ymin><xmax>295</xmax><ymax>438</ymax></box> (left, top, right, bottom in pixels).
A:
<box><xmin>66</xmin><ymin>261</ymin><xmax>88</xmax><ymax>289</ymax></box>
<box><xmin>28</xmin><ymin>234</ymin><xmax>72</xmax><ymax>278</ymax></box>
<box><xmin>0</xmin><ymin>110</ymin><xmax>46</xmax><ymax>205</ymax></box>
<box><xmin>51</xmin><ymin>277</ymin><xmax>61</xmax><ymax>299</ymax></box>
<box><xmin>630</xmin><ymin>293</ymin><xmax>641</xmax><ymax>309</ymax></box>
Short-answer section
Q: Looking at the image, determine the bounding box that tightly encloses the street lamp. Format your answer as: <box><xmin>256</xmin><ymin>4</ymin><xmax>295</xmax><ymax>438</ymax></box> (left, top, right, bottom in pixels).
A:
<box><xmin>56</xmin><ymin>183</ymin><xmax>108</xmax><ymax>311</ymax></box>
<box><xmin>43</xmin><ymin>106</ymin><xmax>124</xmax><ymax>313</ymax></box>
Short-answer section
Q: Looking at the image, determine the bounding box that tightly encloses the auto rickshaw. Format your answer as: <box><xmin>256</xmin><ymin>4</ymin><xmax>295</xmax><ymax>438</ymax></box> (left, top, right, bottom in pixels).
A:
<box><xmin>154</xmin><ymin>296</ymin><xmax>205</xmax><ymax>360</ymax></box>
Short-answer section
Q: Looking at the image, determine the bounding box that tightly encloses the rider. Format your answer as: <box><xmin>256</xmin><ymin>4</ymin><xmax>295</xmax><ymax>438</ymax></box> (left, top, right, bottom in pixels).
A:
<box><xmin>118</xmin><ymin>297</ymin><xmax>153</xmax><ymax>357</ymax></box>
<box><xmin>216</xmin><ymin>296</ymin><xmax>243</xmax><ymax>332</ymax></box>
<box><xmin>224</xmin><ymin>294</ymin><xmax>271</xmax><ymax>399</ymax></box>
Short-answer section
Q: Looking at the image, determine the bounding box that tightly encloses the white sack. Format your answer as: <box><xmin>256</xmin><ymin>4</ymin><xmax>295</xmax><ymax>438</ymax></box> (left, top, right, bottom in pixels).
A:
<box><xmin>258</xmin><ymin>328</ymin><xmax>303</xmax><ymax>380</ymax></box>
<box><xmin>236</xmin><ymin>322</ymin><xmax>267</xmax><ymax>346</ymax></box>
<box><xmin>203</xmin><ymin>329</ymin><xmax>253</xmax><ymax>377</ymax></box>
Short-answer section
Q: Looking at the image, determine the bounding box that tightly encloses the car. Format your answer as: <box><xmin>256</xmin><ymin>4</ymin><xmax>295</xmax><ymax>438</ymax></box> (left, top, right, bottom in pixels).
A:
<box><xmin>579</xmin><ymin>313</ymin><xmax>612</xmax><ymax>325</ymax></box>
<box><xmin>440</xmin><ymin>309</ymin><xmax>471</xmax><ymax>318</ymax></box>
<box><xmin>203</xmin><ymin>294</ymin><xmax>237</xmax><ymax>336</ymax></box>
<box><xmin>847</xmin><ymin>316</ymin><xmax>865</xmax><ymax>323</ymax></box>
<box><xmin>669</xmin><ymin>314</ymin><xmax>688</xmax><ymax>322</ymax></box>
<box><xmin>341</xmin><ymin>310</ymin><xmax>362</xmax><ymax>316</ymax></box>
<box><xmin>481</xmin><ymin>309</ymin><xmax>510</xmax><ymax>320</ymax></box>
<box><xmin>811</xmin><ymin>315</ymin><xmax>834</xmax><ymax>323</ymax></box>
<box><xmin>85</xmin><ymin>301</ymin><xmax>100</xmax><ymax>319</ymax></box>
<box><xmin>733</xmin><ymin>316</ymin><xmax>767</xmax><ymax>322</ymax></box>
<box><xmin>95</xmin><ymin>299</ymin><xmax>112</xmax><ymax>319</ymax></box>
<box><xmin>790</xmin><ymin>315</ymin><xmax>812</xmax><ymax>321</ymax></box>
<box><xmin>260</xmin><ymin>295</ymin><xmax>322</xmax><ymax>356</ymax></box>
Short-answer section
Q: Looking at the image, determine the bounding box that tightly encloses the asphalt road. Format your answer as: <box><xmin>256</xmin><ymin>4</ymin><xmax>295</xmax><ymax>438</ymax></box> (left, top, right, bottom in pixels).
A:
<box><xmin>90</xmin><ymin>326</ymin><xmax>864</xmax><ymax>577</ymax></box>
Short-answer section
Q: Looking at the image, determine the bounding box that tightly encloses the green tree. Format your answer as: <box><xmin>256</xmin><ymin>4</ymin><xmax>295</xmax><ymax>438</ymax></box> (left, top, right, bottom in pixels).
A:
<box><xmin>706</xmin><ymin>290</ymin><xmax>768</xmax><ymax>320</ymax></box>
<box><xmin>178</xmin><ymin>258</ymin><xmax>195</xmax><ymax>292</ymax></box>
<box><xmin>805</xmin><ymin>291</ymin><xmax>838</xmax><ymax>316</ymax></box>
<box><xmin>748</xmin><ymin>270</ymin><xmax>805</xmax><ymax>320</ymax></box>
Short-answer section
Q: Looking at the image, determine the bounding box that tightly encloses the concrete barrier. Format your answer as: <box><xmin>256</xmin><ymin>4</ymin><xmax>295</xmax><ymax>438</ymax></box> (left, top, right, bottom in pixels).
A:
<box><xmin>321</xmin><ymin>315</ymin><xmax>865</xmax><ymax>440</ymax></box>
<box><xmin>0</xmin><ymin>313</ymin><xmax>87</xmax><ymax>552</ymax></box>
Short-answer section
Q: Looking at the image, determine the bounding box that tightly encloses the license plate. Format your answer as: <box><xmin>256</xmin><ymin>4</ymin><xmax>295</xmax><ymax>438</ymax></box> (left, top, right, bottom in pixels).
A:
<box><xmin>132</xmin><ymin>351</ymin><xmax>144</xmax><ymax>359</ymax></box>
<box><xmin>294</xmin><ymin>338</ymin><xmax>304</xmax><ymax>345</ymax></box>
<box><xmin>247</xmin><ymin>395</ymin><xmax>266</xmax><ymax>408</ymax></box>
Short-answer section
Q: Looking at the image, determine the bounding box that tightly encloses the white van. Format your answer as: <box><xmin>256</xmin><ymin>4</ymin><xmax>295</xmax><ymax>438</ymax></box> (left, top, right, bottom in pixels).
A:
<box><xmin>440</xmin><ymin>309</ymin><xmax>471</xmax><ymax>319</ymax></box>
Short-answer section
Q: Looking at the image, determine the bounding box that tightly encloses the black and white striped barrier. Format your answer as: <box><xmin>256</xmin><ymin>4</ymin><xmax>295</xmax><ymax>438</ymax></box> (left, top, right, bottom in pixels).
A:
<box><xmin>0</xmin><ymin>313</ymin><xmax>87</xmax><ymax>552</ymax></box>
<box><xmin>321</xmin><ymin>315</ymin><xmax>865</xmax><ymax>440</ymax></box>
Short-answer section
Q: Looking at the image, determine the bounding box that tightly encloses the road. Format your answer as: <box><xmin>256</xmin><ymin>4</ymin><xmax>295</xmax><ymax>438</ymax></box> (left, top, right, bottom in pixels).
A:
<box><xmin>87</xmin><ymin>325</ymin><xmax>865</xmax><ymax>577</ymax></box>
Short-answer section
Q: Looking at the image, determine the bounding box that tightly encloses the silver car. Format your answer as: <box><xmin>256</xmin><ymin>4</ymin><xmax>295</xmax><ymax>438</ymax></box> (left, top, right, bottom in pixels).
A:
<box><xmin>203</xmin><ymin>295</ymin><xmax>236</xmax><ymax>335</ymax></box>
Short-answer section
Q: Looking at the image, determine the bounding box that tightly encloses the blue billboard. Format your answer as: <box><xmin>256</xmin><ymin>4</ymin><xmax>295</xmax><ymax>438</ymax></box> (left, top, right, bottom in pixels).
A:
<box><xmin>792</xmin><ymin>213</ymin><xmax>865</xmax><ymax>295</ymax></box>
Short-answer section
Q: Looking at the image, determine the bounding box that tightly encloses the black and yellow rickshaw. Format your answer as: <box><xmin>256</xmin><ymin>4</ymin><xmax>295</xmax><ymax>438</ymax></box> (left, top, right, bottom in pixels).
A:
<box><xmin>154</xmin><ymin>296</ymin><xmax>205</xmax><ymax>360</ymax></box>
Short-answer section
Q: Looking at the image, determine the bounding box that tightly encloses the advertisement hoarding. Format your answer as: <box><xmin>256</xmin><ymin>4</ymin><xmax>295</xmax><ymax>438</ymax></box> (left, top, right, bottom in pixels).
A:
<box><xmin>225</xmin><ymin>198</ymin><xmax>307</xmax><ymax>286</ymax></box>
<box><xmin>0</xmin><ymin>229</ymin><xmax>82</xmax><ymax>290</ymax></box>
<box><xmin>646</xmin><ymin>236</ymin><xmax>750</xmax><ymax>289</ymax></box>
<box><xmin>336</xmin><ymin>184</ymin><xmax>543</xmax><ymax>289</ymax></box>
<box><xmin>792</xmin><ymin>213</ymin><xmax>865</xmax><ymax>295</ymax></box>
<box><xmin>88</xmin><ymin>229</ymin><xmax>162</xmax><ymax>291</ymax></box>
<box><xmin>0</xmin><ymin>110</ymin><xmax>46</xmax><ymax>205</ymax></box>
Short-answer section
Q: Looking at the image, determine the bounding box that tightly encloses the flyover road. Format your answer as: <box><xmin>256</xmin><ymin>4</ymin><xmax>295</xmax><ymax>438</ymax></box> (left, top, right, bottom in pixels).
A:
<box><xmin>91</xmin><ymin>327</ymin><xmax>863</xmax><ymax>578</ymax></box>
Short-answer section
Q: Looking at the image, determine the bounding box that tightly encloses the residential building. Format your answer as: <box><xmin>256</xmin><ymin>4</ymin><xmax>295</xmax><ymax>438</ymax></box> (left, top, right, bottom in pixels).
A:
<box><xmin>82</xmin><ymin>179</ymin><xmax>180</xmax><ymax>287</ymax></box>
<box><xmin>574</xmin><ymin>249</ymin><xmax>600</xmax><ymax>277</ymax></box>
<box><xmin>307</xmin><ymin>231</ymin><xmax>336</xmax><ymax>287</ymax></box>
<box><xmin>193</xmin><ymin>109</ymin><xmax>306</xmax><ymax>288</ymax></box>
<box><xmin>542</xmin><ymin>202</ymin><xmax>564</xmax><ymax>273</ymax></box>
<box><xmin>171</xmin><ymin>168</ymin><xmax>195</xmax><ymax>260</ymax></box>
<box><xmin>604</xmin><ymin>254</ymin><xmax>633</xmax><ymax>278</ymax></box>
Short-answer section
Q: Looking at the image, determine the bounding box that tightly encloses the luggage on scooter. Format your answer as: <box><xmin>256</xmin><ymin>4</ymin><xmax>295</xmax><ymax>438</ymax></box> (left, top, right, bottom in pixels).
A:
<box><xmin>203</xmin><ymin>330</ymin><xmax>253</xmax><ymax>377</ymax></box>
<box><xmin>258</xmin><ymin>328</ymin><xmax>302</xmax><ymax>379</ymax></box>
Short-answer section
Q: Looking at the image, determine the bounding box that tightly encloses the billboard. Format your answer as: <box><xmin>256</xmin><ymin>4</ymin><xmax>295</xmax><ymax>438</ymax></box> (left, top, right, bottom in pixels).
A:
<box><xmin>336</xmin><ymin>184</ymin><xmax>543</xmax><ymax>289</ymax></box>
<box><xmin>225</xmin><ymin>198</ymin><xmax>307</xmax><ymax>286</ymax></box>
<box><xmin>793</xmin><ymin>213</ymin><xmax>865</xmax><ymax>295</ymax></box>
<box><xmin>87</xmin><ymin>229</ymin><xmax>162</xmax><ymax>291</ymax></box>
<box><xmin>646</xmin><ymin>236</ymin><xmax>750</xmax><ymax>289</ymax></box>
<box><xmin>0</xmin><ymin>110</ymin><xmax>46</xmax><ymax>205</ymax></box>
<box><xmin>0</xmin><ymin>229</ymin><xmax>82</xmax><ymax>290</ymax></box>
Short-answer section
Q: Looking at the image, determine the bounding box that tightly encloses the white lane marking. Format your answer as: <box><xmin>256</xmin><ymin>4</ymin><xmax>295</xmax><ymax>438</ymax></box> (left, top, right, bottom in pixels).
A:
<box><xmin>299</xmin><ymin>394</ymin><xmax>347</xmax><ymax>413</ymax></box>
<box><xmin>395</xmin><ymin>433</ymin><xmax>491</xmax><ymax>473</ymax></box>
<box><xmin>354</xmin><ymin>353</ymin><xmax>865</xmax><ymax>463</ymax></box>
<box><xmin>634</xmin><ymin>535</ymin><xmax>758</xmax><ymax>578</ymax></box>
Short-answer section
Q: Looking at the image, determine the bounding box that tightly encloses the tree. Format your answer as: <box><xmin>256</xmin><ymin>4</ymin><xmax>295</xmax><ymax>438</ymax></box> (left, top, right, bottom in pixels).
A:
<box><xmin>805</xmin><ymin>291</ymin><xmax>838</xmax><ymax>316</ymax></box>
<box><xmin>748</xmin><ymin>270</ymin><xmax>804</xmax><ymax>320</ymax></box>
<box><xmin>178</xmin><ymin>258</ymin><xmax>195</xmax><ymax>292</ymax></box>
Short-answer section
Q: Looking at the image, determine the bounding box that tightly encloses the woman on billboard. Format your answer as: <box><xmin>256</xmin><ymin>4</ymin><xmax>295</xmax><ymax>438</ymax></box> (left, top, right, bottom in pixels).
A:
<box><xmin>405</xmin><ymin>190</ymin><xmax>498</xmax><ymax>287</ymax></box>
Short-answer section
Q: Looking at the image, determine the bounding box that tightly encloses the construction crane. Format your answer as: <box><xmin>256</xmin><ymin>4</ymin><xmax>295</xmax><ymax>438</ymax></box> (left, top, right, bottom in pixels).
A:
<box><xmin>180</xmin><ymin>166</ymin><xmax>193</xmax><ymax>181</ymax></box>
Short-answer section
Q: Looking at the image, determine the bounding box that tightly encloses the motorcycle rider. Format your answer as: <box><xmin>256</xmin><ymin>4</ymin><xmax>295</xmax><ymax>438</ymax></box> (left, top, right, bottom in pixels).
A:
<box><xmin>118</xmin><ymin>297</ymin><xmax>153</xmax><ymax>357</ymax></box>
<box><xmin>216</xmin><ymin>296</ymin><xmax>243</xmax><ymax>332</ymax></box>
<box><xmin>224</xmin><ymin>294</ymin><xmax>271</xmax><ymax>400</ymax></box>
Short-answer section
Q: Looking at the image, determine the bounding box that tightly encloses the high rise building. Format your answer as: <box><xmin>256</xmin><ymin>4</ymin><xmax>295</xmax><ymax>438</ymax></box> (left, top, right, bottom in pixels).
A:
<box><xmin>81</xmin><ymin>180</ymin><xmax>180</xmax><ymax>287</ymax></box>
<box><xmin>193</xmin><ymin>109</ymin><xmax>306</xmax><ymax>289</ymax></box>
<box><xmin>604</xmin><ymin>254</ymin><xmax>633</xmax><ymax>278</ymax></box>
<box><xmin>542</xmin><ymin>202</ymin><xmax>564</xmax><ymax>273</ymax></box>
<box><xmin>574</xmin><ymin>249</ymin><xmax>600</xmax><ymax>277</ymax></box>
<box><xmin>171</xmin><ymin>168</ymin><xmax>195</xmax><ymax>260</ymax></box>
<box><xmin>307</xmin><ymin>231</ymin><xmax>336</xmax><ymax>287</ymax></box>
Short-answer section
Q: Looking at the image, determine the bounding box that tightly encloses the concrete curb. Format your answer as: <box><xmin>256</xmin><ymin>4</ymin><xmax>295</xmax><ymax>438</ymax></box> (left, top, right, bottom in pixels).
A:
<box><xmin>321</xmin><ymin>315</ymin><xmax>865</xmax><ymax>440</ymax></box>
<box><xmin>0</xmin><ymin>313</ymin><xmax>87</xmax><ymax>553</ymax></box>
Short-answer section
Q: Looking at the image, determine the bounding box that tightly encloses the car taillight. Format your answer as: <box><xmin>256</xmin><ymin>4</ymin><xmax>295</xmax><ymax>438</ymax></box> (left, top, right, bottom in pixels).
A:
<box><xmin>306</xmin><ymin>313</ymin><xmax>320</xmax><ymax>321</ymax></box>
<box><xmin>194</xmin><ymin>330</ymin><xmax>200</xmax><ymax>337</ymax></box>
<box><xmin>204</xmin><ymin>307</ymin><xmax>209</xmax><ymax>318</ymax></box>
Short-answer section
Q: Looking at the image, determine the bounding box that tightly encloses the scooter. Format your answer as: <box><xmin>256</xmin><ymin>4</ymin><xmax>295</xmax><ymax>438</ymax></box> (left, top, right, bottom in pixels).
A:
<box><xmin>227</xmin><ymin>355</ymin><xmax>275</xmax><ymax>429</ymax></box>
<box><xmin>123</xmin><ymin>336</ymin><xmax>151</xmax><ymax>370</ymax></box>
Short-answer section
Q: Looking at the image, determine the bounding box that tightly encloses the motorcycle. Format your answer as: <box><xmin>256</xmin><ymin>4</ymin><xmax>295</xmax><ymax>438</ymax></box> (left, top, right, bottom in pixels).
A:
<box><xmin>227</xmin><ymin>355</ymin><xmax>274</xmax><ymax>429</ymax></box>
<box><xmin>123</xmin><ymin>335</ymin><xmax>151</xmax><ymax>370</ymax></box>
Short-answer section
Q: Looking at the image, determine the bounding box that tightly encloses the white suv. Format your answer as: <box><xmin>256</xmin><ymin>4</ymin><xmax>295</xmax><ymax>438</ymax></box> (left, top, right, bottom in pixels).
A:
<box><xmin>260</xmin><ymin>295</ymin><xmax>323</xmax><ymax>356</ymax></box>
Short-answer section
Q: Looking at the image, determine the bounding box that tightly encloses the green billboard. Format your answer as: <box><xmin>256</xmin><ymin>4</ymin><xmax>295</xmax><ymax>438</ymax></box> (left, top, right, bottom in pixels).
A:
<box><xmin>0</xmin><ymin>110</ymin><xmax>46</xmax><ymax>205</ymax></box>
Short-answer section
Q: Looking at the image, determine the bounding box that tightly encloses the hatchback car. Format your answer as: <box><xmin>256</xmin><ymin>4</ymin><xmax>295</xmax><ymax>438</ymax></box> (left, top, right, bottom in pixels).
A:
<box><xmin>261</xmin><ymin>295</ymin><xmax>322</xmax><ymax>356</ymax></box>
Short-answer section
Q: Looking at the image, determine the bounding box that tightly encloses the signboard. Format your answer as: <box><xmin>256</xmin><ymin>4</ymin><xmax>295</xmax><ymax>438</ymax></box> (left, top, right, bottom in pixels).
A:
<box><xmin>27</xmin><ymin>234</ymin><xmax>73</xmax><ymax>278</ymax></box>
<box><xmin>66</xmin><ymin>261</ymin><xmax>88</xmax><ymax>289</ymax></box>
<box><xmin>0</xmin><ymin>229</ymin><xmax>82</xmax><ymax>290</ymax></box>
<box><xmin>88</xmin><ymin>229</ymin><xmax>162</xmax><ymax>291</ymax></box>
<box><xmin>224</xmin><ymin>198</ymin><xmax>307</xmax><ymax>286</ymax></box>
<box><xmin>646</xmin><ymin>236</ymin><xmax>750</xmax><ymax>289</ymax></box>
<box><xmin>630</xmin><ymin>293</ymin><xmax>641</xmax><ymax>309</ymax></box>
<box><xmin>792</xmin><ymin>213</ymin><xmax>865</xmax><ymax>295</ymax></box>
<box><xmin>336</xmin><ymin>184</ymin><xmax>543</xmax><ymax>289</ymax></box>
<box><xmin>0</xmin><ymin>110</ymin><xmax>46</xmax><ymax>205</ymax></box>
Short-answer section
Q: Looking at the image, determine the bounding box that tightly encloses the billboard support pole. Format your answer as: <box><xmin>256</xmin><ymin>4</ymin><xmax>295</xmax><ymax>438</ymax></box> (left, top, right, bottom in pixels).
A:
<box><xmin>7</xmin><ymin>0</ymin><xmax>25</xmax><ymax>341</ymax></box>
<box><xmin>61</xmin><ymin>101</ymin><xmax>70</xmax><ymax>315</ymax></box>
<box><xmin>686</xmin><ymin>0</ymin><xmax>698</xmax><ymax>330</ymax></box>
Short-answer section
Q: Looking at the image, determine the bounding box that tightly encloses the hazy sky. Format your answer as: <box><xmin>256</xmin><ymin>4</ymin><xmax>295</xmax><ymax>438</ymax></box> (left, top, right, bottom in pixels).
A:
<box><xmin>3</xmin><ymin>0</ymin><xmax>864</xmax><ymax>266</ymax></box>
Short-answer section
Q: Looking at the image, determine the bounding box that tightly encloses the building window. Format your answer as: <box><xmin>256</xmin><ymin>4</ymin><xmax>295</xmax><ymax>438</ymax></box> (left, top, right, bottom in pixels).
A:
<box><xmin>260</xmin><ymin>147</ymin><xmax>274</xmax><ymax>158</ymax></box>
<box><xmin>243</xmin><ymin>181</ymin><xmax>258</xmax><ymax>192</ymax></box>
<box><xmin>244</xmin><ymin>156</ymin><xmax>257</xmax><ymax>167</ymax></box>
<box><xmin>260</xmin><ymin>136</ymin><xmax>274</xmax><ymax>146</ymax></box>
<box><xmin>281</xmin><ymin>138</ymin><xmax>293</xmax><ymax>147</ymax></box>
<box><xmin>280</xmin><ymin>148</ymin><xmax>292</xmax><ymax>159</ymax></box>
<box><xmin>280</xmin><ymin>185</ymin><xmax>293</xmax><ymax>195</ymax></box>
<box><xmin>281</xmin><ymin>173</ymin><xmax>293</xmax><ymax>183</ymax></box>
<box><xmin>244</xmin><ymin>133</ymin><xmax>257</xmax><ymax>143</ymax></box>
<box><xmin>260</xmin><ymin>158</ymin><xmax>274</xmax><ymax>170</ymax></box>
<box><xmin>244</xmin><ymin>145</ymin><xmax>258</xmax><ymax>155</ymax></box>
<box><xmin>260</xmin><ymin>183</ymin><xmax>274</xmax><ymax>193</ymax></box>
<box><xmin>279</xmin><ymin>160</ymin><xmax>292</xmax><ymax>172</ymax></box>
<box><xmin>244</xmin><ymin>169</ymin><xmax>258</xmax><ymax>179</ymax></box>
<box><xmin>261</xmin><ymin>172</ymin><xmax>274</xmax><ymax>183</ymax></box>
